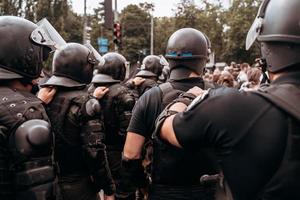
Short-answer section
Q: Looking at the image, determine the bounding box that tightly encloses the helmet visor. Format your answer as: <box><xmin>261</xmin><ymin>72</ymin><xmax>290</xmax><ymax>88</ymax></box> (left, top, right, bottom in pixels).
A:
<box><xmin>85</xmin><ymin>43</ymin><xmax>105</xmax><ymax>66</ymax></box>
<box><xmin>246</xmin><ymin>0</ymin><xmax>270</xmax><ymax>50</ymax></box>
<box><xmin>246</xmin><ymin>17</ymin><xmax>263</xmax><ymax>50</ymax></box>
<box><xmin>31</xmin><ymin>18</ymin><xmax>66</xmax><ymax>50</ymax></box>
<box><xmin>159</xmin><ymin>55</ymin><xmax>169</xmax><ymax>67</ymax></box>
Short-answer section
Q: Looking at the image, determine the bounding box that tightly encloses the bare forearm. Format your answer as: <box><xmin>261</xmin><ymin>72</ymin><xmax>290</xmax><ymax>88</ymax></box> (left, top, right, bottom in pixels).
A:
<box><xmin>123</xmin><ymin>132</ymin><xmax>145</xmax><ymax>159</ymax></box>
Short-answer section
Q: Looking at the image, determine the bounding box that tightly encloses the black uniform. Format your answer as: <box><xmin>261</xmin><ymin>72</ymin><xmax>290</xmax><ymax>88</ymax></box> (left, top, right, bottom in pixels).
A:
<box><xmin>171</xmin><ymin>73</ymin><xmax>300</xmax><ymax>200</ymax></box>
<box><xmin>0</xmin><ymin>16</ymin><xmax>61</xmax><ymax>200</ymax></box>
<box><xmin>0</xmin><ymin>87</ymin><xmax>56</xmax><ymax>200</ymax></box>
<box><xmin>127</xmin><ymin>55</ymin><xmax>163</xmax><ymax>97</ymax></box>
<box><xmin>46</xmin><ymin>87</ymin><xmax>115</xmax><ymax>200</ymax></box>
<box><xmin>127</xmin><ymin>78</ymin><xmax>219</xmax><ymax>200</ymax></box>
<box><xmin>91</xmin><ymin>51</ymin><xmax>137</xmax><ymax>199</ymax></box>
<box><xmin>90</xmin><ymin>82</ymin><xmax>136</xmax><ymax>199</ymax></box>
<box><xmin>42</xmin><ymin>42</ymin><xmax>115</xmax><ymax>200</ymax></box>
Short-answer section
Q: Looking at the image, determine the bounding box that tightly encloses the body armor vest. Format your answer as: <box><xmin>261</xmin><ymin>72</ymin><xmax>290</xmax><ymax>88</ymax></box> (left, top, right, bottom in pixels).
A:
<box><xmin>0</xmin><ymin>87</ymin><xmax>56</xmax><ymax>200</ymax></box>
<box><xmin>253</xmin><ymin>84</ymin><xmax>300</xmax><ymax>182</ymax></box>
<box><xmin>152</xmin><ymin>82</ymin><xmax>219</xmax><ymax>186</ymax></box>
<box><xmin>47</xmin><ymin>89</ymin><xmax>91</xmax><ymax>175</ymax></box>
<box><xmin>100</xmin><ymin>83</ymin><xmax>136</xmax><ymax>150</ymax></box>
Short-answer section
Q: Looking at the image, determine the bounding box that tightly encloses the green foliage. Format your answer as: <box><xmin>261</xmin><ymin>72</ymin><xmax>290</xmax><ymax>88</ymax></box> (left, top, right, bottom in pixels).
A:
<box><xmin>120</xmin><ymin>4</ymin><xmax>152</xmax><ymax>63</ymax></box>
<box><xmin>221</xmin><ymin>0</ymin><xmax>262</xmax><ymax>63</ymax></box>
<box><xmin>174</xmin><ymin>0</ymin><xmax>199</xmax><ymax>28</ymax></box>
<box><xmin>0</xmin><ymin>0</ymin><xmax>83</xmax><ymax>43</ymax></box>
<box><xmin>1</xmin><ymin>0</ymin><xmax>263</xmax><ymax>65</ymax></box>
<box><xmin>164</xmin><ymin>0</ymin><xmax>261</xmax><ymax>64</ymax></box>
<box><xmin>0</xmin><ymin>0</ymin><xmax>23</xmax><ymax>15</ymax></box>
<box><xmin>174</xmin><ymin>0</ymin><xmax>225</xmax><ymax>61</ymax></box>
<box><xmin>89</xmin><ymin>2</ymin><xmax>114</xmax><ymax>54</ymax></box>
<box><xmin>154</xmin><ymin>17</ymin><xmax>175</xmax><ymax>56</ymax></box>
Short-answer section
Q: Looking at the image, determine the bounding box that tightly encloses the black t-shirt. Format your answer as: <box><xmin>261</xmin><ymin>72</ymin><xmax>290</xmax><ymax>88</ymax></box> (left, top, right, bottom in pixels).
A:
<box><xmin>127</xmin><ymin>77</ymin><xmax>205</xmax><ymax>138</ymax></box>
<box><xmin>173</xmin><ymin>74</ymin><xmax>300</xmax><ymax>200</ymax></box>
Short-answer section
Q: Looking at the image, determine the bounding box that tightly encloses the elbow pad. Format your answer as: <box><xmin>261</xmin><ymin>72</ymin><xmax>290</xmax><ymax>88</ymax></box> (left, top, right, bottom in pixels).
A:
<box><xmin>81</xmin><ymin>98</ymin><xmax>101</xmax><ymax>120</ymax></box>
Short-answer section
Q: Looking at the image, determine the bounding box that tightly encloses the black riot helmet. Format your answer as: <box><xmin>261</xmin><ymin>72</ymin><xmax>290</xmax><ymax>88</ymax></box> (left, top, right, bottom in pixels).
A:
<box><xmin>136</xmin><ymin>55</ymin><xmax>163</xmax><ymax>78</ymax></box>
<box><xmin>43</xmin><ymin>43</ymin><xmax>98</xmax><ymax>88</ymax></box>
<box><xmin>165</xmin><ymin>28</ymin><xmax>209</xmax><ymax>80</ymax></box>
<box><xmin>96</xmin><ymin>52</ymin><xmax>127</xmax><ymax>81</ymax></box>
<box><xmin>246</xmin><ymin>0</ymin><xmax>300</xmax><ymax>72</ymax></box>
<box><xmin>0</xmin><ymin>16</ymin><xmax>52</xmax><ymax>80</ymax></box>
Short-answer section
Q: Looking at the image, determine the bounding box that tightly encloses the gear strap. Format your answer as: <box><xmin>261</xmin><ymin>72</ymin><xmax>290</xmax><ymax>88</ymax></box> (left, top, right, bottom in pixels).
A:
<box><xmin>253</xmin><ymin>83</ymin><xmax>300</xmax><ymax>199</ymax></box>
<box><xmin>252</xmin><ymin>83</ymin><xmax>300</xmax><ymax>121</ymax></box>
<box><xmin>158</xmin><ymin>82</ymin><xmax>173</xmax><ymax>97</ymax></box>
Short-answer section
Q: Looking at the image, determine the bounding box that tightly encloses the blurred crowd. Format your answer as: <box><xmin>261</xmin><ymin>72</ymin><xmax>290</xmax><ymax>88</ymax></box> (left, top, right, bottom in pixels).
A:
<box><xmin>203</xmin><ymin>61</ymin><xmax>265</xmax><ymax>91</ymax></box>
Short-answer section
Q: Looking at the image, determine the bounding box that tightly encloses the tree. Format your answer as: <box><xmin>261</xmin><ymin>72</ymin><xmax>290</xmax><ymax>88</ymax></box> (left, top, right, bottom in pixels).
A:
<box><xmin>154</xmin><ymin>17</ymin><xmax>175</xmax><ymax>56</ymax></box>
<box><xmin>89</xmin><ymin>2</ymin><xmax>114</xmax><ymax>54</ymax></box>
<box><xmin>0</xmin><ymin>0</ymin><xmax>23</xmax><ymax>16</ymax></box>
<box><xmin>119</xmin><ymin>4</ymin><xmax>152</xmax><ymax>63</ymax></box>
<box><xmin>172</xmin><ymin>0</ymin><xmax>225</xmax><ymax>62</ymax></box>
<box><xmin>222</xmin><ymin>0</ymin><xmax>262</xmax><ymax>63</ymax></box>
<box><xmin>174</xmin><ymin>0</ymin><xmax>199</xmax><ymax>28</ymax></box>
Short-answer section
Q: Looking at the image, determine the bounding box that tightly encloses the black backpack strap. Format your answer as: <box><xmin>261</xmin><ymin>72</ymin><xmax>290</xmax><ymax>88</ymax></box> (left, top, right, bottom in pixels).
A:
<box><xmin>252</xmin><ymin>84</ymin><xmax>300</xmax><ymax>121</ymax></box>
<box><xmin>158</xmin><ymin>82</ymin><xmax>174</xmax><ymax>97</ymax></box>
<box><xmin>159</xmin><ymin>82</ymin><xmax>185</xmax><ymax>109</ymax></box>
<box><xmin>289</xmin><ymin>117</ymin><xmax>300</xmax><ymax>161</ymax></box>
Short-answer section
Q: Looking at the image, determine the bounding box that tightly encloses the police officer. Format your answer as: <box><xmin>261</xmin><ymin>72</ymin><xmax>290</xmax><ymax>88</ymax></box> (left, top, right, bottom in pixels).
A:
<box><xmin>90</xmin><ymin>52</ymin><xmax>137</xmax><ymax>200</ymax></box>
<box><xmin>0</xmin><ymin>16</ymin><xmax>57</xmax><ymax>200</ymax></box>
<box><xmin>41</xmin><ymin>43</ymin><xmax>115</xmax><ymax>200</ymax></box>
<box><xmin>158</xmin><ymin>0</ymin><xmax>300</xmax><ymax>199</ymax></box>
<box><xmin>126</xmin><ymin>55</ymin><xmax>164</xmax><ymax>96</ymax></box>
<box><xmin>122</xmin><ymin>28</ymin><xmax>219</xmax><ymax>200</ymax></box>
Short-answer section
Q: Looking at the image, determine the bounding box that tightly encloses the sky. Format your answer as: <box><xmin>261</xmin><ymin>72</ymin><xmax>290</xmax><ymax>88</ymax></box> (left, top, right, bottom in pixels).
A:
<box><xmin>70</xmin><ymin>0</ymin><xmax>230</xmax><ymax>17</ymax></box>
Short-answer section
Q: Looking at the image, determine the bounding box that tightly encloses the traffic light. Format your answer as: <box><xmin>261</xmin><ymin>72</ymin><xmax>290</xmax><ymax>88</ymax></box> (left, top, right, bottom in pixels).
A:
<box><xmin>113</xmin><ymin>23</ymin><xmax>122</xmax><ymax>46</ymax></box>
<box><xmin>99</xmin><ymin>0</ymin><xmax>114</xmax><ymax>29</ymax></box>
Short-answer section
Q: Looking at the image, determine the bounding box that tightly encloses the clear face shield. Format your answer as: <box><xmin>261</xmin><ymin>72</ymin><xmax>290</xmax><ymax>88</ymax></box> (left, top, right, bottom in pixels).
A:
<box><xmin>158</xmin><ymin>55</ymin><xmax>170</xmax><ymax>81</ymax></box>
<box><xmin>84</xmin><ymin>43</ymin><xmax>105</xmax><ymax>66</ymax></box>
<box><xmin>245</xmin><ymin>0</ymin><xmax>270</xmax><ymax>50</ymax></box>
<box><xmin>159</xmin><ymin>55</ymin><xmax>169</xmax><ymax>67</ymax></box>
<box><xmin>30</xmin><ymin>18</ymin><xmax>66</xmax><ymax>50</ymax></box>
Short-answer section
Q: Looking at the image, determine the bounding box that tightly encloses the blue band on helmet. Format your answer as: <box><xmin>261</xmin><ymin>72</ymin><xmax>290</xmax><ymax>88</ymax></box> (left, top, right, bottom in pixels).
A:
<box><xmin>166</xmin><ymin>51</ymin><xmax>193</xmax><ymax>57</ymax></box>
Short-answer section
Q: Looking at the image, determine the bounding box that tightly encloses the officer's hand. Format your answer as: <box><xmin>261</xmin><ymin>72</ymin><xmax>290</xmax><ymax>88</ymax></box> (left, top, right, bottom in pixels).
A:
<box><xmin>104</xmin><ymin>194</ymin><xmax>115</xmax><ymax>200</ymax></box>
<box><xmin>38</xmin><ymin>87</ymin><xmax>57</xmax><ymax>104</ymax></box>
<box><xmin>93</xmin><ymin>86</ymin><xmax>109</xmax><ymax>99</ymax></box>
<box><xmin>186</xmin><ymin>86</ymin><xmax>206</xmax><ymax>97</ymax></box>
<box><xmin>132</xmin><ymin>77</ymin><xmax>145</xmax><ymax>86</ymax></box>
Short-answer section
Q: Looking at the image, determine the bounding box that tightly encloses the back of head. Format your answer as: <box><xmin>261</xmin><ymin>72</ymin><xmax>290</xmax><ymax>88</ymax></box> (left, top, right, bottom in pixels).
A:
<box><xmin>247</xmin><ymin>68</ymin><xmax>262</xmax><ymax>85</ymax></box>
<box><xmin>49</xmin><ymin>43</ymin><xmax>97</xmax><ymax>87</ymax></box>
<box><xmin>246</xmin><ymin>0</ymin><xmax>300</xmax><ymax>73</ymax></box>
<box><xmin>218</xmin><ymin>71</ymin><xmax>234</xmax><ymax>88</ymax></box>
<box><xmin>0</xmin><ymin>16</ymin><xmax>51</xmax><ymax>80</ymax></box>
<box><xmin>136</xmin><ymin>55</ymin><xmax>163</xmax><ymax>78</ymax></box>
<box><xmin>96</xmin><ymin>52</ymin><xmax>127</xmax><ymax>81</ymax></box>
<box><xmin>165</xmin><ymin>28</ymin><xmax>210</xmax><ymax>80</ymax></box>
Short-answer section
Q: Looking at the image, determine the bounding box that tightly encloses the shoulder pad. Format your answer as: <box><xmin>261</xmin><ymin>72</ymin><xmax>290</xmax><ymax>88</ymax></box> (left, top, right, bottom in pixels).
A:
<box><xmin>13</xmin><ymin>119</ymin><xmax>51</xmax><ymax>156</ymax></box>
<box><xmin>83</xmin><ymin>98</ymin><xmax>101</xmax><ymax>117</ymax></box>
